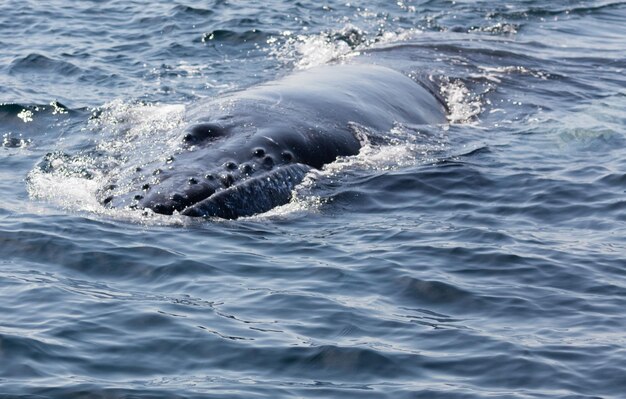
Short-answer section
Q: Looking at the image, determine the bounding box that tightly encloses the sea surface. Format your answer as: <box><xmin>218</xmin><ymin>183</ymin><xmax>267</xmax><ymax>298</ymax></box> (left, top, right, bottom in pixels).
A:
<box><xmin>1</xmin><ymin>1</ymin><xmax>625</xmax><ymax>398</ymax></box>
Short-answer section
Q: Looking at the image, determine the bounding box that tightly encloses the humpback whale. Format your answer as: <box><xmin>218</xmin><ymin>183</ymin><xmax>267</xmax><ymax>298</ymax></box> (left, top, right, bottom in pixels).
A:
<box><xmin>101</xmin><ymin>64</ymin><xmax>447</xmax><ymax>219</ymax></box>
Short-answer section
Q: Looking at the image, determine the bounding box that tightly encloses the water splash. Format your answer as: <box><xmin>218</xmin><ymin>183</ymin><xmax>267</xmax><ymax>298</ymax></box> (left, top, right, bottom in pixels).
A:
<box><xmin>265</xmin><ymin>122</ymin><xmax>449</xmax><ymax>219</ymax></box>
<box><xmin>26</xmin><ymin>101</ymin><xmax>190</xmax><ymax>224</ymax></box>
<box><xmin>267</xmin><ymin>25</ymin><xmax>422</xmax><ymax>70</ymax></box>
<box><xmin>440</xmin><ymin>78</ymin><xmax>483</xmax><ymax>124</ymax></box>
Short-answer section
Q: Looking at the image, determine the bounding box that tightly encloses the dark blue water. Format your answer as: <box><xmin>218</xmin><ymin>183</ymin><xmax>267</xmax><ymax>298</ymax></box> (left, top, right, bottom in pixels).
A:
<box><xmin>2</xmin><ymin>1</ymin><xmax>626</xmax><ymax>398</ymax></box>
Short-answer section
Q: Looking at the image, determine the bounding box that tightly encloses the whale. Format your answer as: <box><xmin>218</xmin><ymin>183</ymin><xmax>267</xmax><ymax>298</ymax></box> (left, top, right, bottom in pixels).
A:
<box><xmin>100</xmin><ymin>64</ymin><xmax>447</xmax><ymax>219</ymax></box>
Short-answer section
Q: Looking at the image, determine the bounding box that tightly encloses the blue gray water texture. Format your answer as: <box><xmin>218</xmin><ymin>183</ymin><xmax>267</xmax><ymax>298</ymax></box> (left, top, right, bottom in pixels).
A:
<box><xmin>1</xmin><ymin>1</ymin><xmax>626</xmax><ymax>398</ymax></box>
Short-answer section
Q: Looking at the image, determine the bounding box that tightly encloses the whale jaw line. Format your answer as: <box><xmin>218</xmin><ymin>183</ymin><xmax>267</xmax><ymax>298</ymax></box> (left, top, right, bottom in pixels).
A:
<box><xmin>145</xmin><ymin>163</ymin><xmax>311</xmax><ymax>219</ymax></box>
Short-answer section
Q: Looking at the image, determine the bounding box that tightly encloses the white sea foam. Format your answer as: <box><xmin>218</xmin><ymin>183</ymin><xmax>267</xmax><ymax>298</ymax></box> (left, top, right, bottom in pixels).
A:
<box><xmin>26</xmin><ymin>101</ymin><xmax>192</xmax><ymax>225</ymax></box>
<box><xmin>260</xmin><ymin>122</ymin><xmax>448</xmax><ymax>220</ymax></box>
<box><xmin>440</xmin><ymin>78</ymin><xmax>483</xmax><ymax>124</ymax></box>
<box><xmin>268</xmin><ymin>29</ymin><xmax>356</xmax><ymax>70</ymax></box>
<box><xmin>267</xmin><ymin>25</ymin><xmax>422</xmax><ymax>70</ymax></box>
<box><xmin>90</xmin><ymin>100</ymin><xmax>186</xmax><ymax>158</ymax></box>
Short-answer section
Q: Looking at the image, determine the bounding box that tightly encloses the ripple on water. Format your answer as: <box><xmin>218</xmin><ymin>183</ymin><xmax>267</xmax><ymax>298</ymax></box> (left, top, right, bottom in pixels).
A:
<box><xmin>9</xmin><ymin>54</ymin><xmax>83</xmax><ymax>76</ymax></box>
<box><xmin>1</xmin><ymin>0</ymin><xmax>626</xmax><ymax>398</ymax></box>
